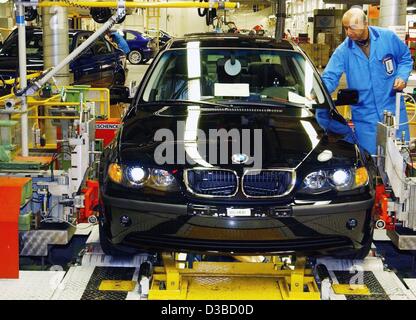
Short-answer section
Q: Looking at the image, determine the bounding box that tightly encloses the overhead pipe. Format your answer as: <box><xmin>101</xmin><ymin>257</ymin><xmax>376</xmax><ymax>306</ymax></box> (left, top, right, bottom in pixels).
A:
<box><xmin>379</xmin><ymin>0</ymin><xmax>407</xmax><ymax>27</ymax></box>
<box><xmin>16</xmin><ymin>1</ymin><xmax>240</xmax><ymax>9</ymax></box>
<box><xmin>42</xmin><ymin>4</ymin><xmax>70</xmax><ymax>86</ymax></box>
<box><xmin>274</xmin><ymin>0</ymin><xmax>286</xmax><ymax>41</ymax></box>
<box><xmin>19</xmin><ymin>7</ymin><xmax>127</xmax><ymax>96</ymax></box>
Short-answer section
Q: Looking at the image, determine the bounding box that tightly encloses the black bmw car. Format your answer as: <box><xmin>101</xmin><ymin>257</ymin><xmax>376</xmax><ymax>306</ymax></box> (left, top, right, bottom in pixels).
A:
<box><xmin>98</xmin><ymin>34</ymin><xmax>375</xmax><ymax>259</ymax></box>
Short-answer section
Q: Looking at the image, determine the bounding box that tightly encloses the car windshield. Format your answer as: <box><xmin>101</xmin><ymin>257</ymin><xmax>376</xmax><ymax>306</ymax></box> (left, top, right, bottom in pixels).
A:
<box><xmin>141</xmin><ymin>46</ymin><xmax>329</xmax><ymax>108</ymax></box>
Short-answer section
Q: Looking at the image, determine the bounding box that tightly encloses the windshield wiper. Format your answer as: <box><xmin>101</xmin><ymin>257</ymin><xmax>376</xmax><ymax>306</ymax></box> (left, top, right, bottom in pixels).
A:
<box><xmin>137</xmin><ymin>99</ymin><xmax>233</xmax><ymax>109</ymax></box>
<box><xmin>222</xmin><ymin>99</ymin><xmax>305</xmax><ymax>108</ymax></box>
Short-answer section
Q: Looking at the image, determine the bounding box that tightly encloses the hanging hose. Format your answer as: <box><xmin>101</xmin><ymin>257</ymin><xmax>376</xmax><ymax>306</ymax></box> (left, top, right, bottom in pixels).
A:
<box><xmin>197</xmin><ymin>0</ymin><xmax>217</xmax><ymax>26</ymax></box>
<box><xmin>16</xmin><ymin>8</ymin><xmax>123</xmax><ymax>97</ymax></box>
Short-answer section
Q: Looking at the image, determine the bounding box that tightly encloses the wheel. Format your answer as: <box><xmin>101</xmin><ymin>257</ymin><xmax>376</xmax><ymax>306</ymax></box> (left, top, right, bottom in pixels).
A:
<box><xmin>139</xmin><ymin>261</ymin><xmax>152</xmax><ymax>279</ymax></box>
<box><xmin>99</xmin><ymin>218</ymin><xmax>137</xmax><ymax>256</ymax></box>
<box><xmin>128</xmin><ymin>50</ymin><xmax>143</xmax><ymax>65</ymax></box>
<box><xmin>90</xmin><ymin>8</ymin><xmax>112</xmax><ymax>23</ymax></box>
<box><xmin>113</xmin><ymin>71</ymin><xmax>125</xmax><ymax>86</ymax></box>
<box><xmin>333</xmin><ymin>233</ymin><xmax>373</xmax><ymax>260</ymax></box>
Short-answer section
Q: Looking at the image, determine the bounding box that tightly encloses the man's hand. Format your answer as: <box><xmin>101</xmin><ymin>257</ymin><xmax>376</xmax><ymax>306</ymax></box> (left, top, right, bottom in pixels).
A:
<box><xmin>393</xmin><ymin>77</ymin><xmax>406</xmax><ymax>91</ymax></box>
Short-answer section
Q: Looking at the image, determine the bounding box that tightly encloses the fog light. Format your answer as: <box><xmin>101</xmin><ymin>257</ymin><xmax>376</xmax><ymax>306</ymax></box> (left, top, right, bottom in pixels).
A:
<box><xmin>120</xmin><ymin>215</ymin><xmax>132</xmax><ymax>227</ymax></box>
<box><xmin>346</xmin><ymin>218</ymin><xmax>358</xmax><ymax>230</ymax></box>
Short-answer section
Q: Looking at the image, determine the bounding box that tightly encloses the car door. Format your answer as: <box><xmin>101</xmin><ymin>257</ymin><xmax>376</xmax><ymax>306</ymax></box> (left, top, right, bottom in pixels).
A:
<box><xmin>90</xmin><ymin>36</ymin><xmax>116</xmax><ymax>87</ymax></box>
<box><xmin>71</xmin><ymin>32</ymin><xmax>101</xmax><ymax>85</ymax></box>
<box><xmin>0</xmin><ymin>30</ymin><xmax>43</xmax><ymax>81</ymax></box>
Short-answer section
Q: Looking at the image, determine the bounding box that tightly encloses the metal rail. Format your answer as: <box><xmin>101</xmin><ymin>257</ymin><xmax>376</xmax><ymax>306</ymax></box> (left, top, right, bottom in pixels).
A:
<box><xmin>17</xmin><ymin>1</ymin><xmax>239</xmax><ymax>9</ymax></box>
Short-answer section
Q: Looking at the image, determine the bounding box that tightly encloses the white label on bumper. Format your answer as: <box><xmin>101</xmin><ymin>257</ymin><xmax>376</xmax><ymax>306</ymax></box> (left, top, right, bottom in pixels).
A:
<box><xmin>226</xmin><ymin>208</ymin><xmax>251</xmax><ymax>217</ymax></box>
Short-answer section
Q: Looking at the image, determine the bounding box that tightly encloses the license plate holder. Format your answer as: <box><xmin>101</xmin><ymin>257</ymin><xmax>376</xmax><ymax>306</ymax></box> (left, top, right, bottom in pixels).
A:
<box><xmin>226</xmin><ymin>208</ymin><xmax>252</xmax><ymax>217</ymax></box>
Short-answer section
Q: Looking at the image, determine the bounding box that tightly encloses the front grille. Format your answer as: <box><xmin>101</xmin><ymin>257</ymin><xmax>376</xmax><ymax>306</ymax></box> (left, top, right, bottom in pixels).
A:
<box><xmin>185</xmin><ymin>169</ymin><xmax>238</xmax><ymax>197</ymax></box>
<box><xmin>242</xmin><ymin>170</ymin><xmax>294</xmax><ymax>197</ymax></box>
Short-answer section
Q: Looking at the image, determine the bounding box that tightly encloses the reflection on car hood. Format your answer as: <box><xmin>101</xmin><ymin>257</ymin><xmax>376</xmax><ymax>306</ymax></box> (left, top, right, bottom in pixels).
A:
<box><xmin>119</xmin><ymin>104</ymin><xmax>355</xmax><ymax>169</ymax></box>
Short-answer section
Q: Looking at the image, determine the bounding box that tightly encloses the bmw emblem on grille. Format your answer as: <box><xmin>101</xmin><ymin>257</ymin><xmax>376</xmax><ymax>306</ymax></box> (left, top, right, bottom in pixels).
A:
<box><xmin>232</xmin><ymin>153</ymin><xmax>249</xmax><ymax>164</ymax></box>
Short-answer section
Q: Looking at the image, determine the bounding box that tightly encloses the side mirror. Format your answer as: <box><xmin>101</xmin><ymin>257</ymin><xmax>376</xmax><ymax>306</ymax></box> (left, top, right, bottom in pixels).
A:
<box><xmin>110</xmin><ymin>85</ymin><xmax>132</xmax><ymax>104</ymax></box>
<box><xmin>334</xmin><ymin>89</ymin><xmax>359</xmax><ymax>106</ymax></box>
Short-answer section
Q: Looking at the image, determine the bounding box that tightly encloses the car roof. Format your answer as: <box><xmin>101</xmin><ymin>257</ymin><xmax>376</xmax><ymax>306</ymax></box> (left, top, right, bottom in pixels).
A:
<box><xmin>167</xmin><ymin>33</ymin><xmax>297</xmax><ymax>50</ymax></box>
<box><xmin>18</xmin><ymin>26</ymin><xmax>92</xmax><ymax>36</ymax></box>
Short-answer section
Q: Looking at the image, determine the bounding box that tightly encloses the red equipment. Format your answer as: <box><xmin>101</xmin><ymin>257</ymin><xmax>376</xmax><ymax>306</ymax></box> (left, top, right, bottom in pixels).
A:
<box><xmin>95</xmin><ymin>118</ymin><xmax>121</xmax><ymax>147</ymax></box>
<box><xmin>0</xmin><ymin>177</ymin><xmax>31</xmax><ymax>278</ymax></box>
<box><xmin>79</xmin><ymin>180</ymin><xmax>99</xmax><ymax>223</ymax></box>
<box><xmin>374</xmin><ymin>184</ymin><xmax>395</xmax><ymax>230</ymax></box>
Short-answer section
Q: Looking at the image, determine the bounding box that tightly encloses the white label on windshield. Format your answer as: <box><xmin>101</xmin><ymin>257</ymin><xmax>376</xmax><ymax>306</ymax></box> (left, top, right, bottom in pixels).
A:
<box><xmin>288</xmin><ymin>91</ymin><xmax>310</xmax><ymax>104</ymax></box>
<box><xmin>214</xmin><ymin>83</ymin><xmax>250</xmax><ymax>97</ymax></box>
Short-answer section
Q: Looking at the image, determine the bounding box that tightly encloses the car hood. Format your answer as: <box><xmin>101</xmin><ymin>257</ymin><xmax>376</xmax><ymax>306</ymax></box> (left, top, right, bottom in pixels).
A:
<box><xmin>118</xmin><ymin>104</ymin><xmax>357</xmax><ymax>169</ymax></box>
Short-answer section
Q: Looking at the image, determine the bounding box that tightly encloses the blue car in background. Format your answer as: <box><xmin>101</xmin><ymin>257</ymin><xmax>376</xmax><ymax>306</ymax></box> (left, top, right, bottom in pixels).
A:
<box><xmin>121</xmin><ymin>29</ymin><xmax>155</xmax><ymax>65</ymax></box>
<box><xmin>0</xmin><ymin>27</ymin><xmax>128</xmax><ymax>94</ymax></box>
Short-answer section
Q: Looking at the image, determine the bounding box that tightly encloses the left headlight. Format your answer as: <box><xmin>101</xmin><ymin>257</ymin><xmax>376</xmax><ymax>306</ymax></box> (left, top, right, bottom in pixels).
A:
<box><xmin>108</xmin><ymin>163</ymin><xmax>178</xmax><ymax>192</ymax></box>
<box><xmin>300</xmin><ymin>167</ymin><xmax>368</xmax><ymax>194</ymax></box>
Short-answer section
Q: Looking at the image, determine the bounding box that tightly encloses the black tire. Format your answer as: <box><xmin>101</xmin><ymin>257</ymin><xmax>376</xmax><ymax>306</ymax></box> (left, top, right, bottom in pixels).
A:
<box><xmin>99</xmin><ymin>219</ymin><xmax>137</xmax><ymax>256</ymax></box>
<box><xmin>139</xmin><ymin>261</ymin><xmax>152</xmax><ymax>279</ymax></box>
<box><xmin>334</xmin><ymin>235</ymin><xmax>373</xmax><ymax>260</ymax></box>
<box><xmin>90</xmin><ymin>8</ymin><xmax>112</xmax><ymax>23</ymax></box>
<box><xmin>113</xmin><ymin>71</ymin><xmax>125</xmax><ymax>86</ymax></box>
<box><xmin>128</xmin><ymin>50</ymin><xmax>143</xmax><ymax>65</ymax></box>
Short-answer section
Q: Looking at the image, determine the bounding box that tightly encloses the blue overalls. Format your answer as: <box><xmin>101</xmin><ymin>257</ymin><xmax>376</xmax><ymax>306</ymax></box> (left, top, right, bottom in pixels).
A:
<box><xmin>320</xmin><ymin>26</ymin><xmax>413</xmax><ymax>155</ymax></box>
<box><xmin>112</xmin><ymin>32</ymin><xmax>131</xmax><ymax>55</ymax></box>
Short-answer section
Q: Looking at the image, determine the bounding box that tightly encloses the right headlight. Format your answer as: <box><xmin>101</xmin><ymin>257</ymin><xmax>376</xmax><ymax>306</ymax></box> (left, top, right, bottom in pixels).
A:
<box><xmin>300</xmin><ymin>167</ymin><xmax>368</xmax><ymax>194</ymax></box>
<box><xmin>108</xmin><ymin>163</ymin><xmax>178</xmax><ymax>192</ymax></box>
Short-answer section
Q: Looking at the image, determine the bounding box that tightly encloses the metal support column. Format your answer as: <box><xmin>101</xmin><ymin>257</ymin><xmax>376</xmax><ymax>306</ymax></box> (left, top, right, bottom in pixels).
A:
<box><xmin>42</xmin><ymin>2</ymin><xmax>70</xmax><ymax>86</ymax></box>
<box><xmin>16</xmin><ymin>2</ymin><xmax>28</xmax><ymax>156</ymax></box>
<box><xmin>379</xmin><ymin>0</ymin><xmax>407</xmax><ymax>28</ymax></box>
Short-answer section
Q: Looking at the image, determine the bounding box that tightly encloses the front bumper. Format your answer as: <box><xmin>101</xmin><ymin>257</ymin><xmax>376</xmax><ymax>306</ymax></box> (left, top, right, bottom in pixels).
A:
<box><xmin>142</xmin><ymin>48</ymin><xmax>153</xmax><ymax>60</ymax></box>
<box><xmin>100</xmin><ymin>194</ymin><xmax>374</xmax><ymax>256</ymax></box>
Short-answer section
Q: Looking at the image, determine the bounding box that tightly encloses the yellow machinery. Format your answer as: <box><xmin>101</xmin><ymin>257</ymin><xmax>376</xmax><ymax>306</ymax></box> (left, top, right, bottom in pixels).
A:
<box><xmin>146</xmin><ymin>0</ymin><xmax>161</xmax><ymax>52</ymax></box>
<box><xmin>148</xmin><ymin>253</ymin><xmax>320</xmax><ymax>300</ymax></box>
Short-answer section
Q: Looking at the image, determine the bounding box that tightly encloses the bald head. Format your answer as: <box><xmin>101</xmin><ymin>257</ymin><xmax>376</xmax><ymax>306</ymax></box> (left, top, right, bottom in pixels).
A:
<box><xmin>342</xmin><ymin>8</ymin><xmax>368</xmax><ymax>28</ymax></box>
<box><xmin>342</xmin><ymin>7</ymin><xmax>369</xmax><ymax>41</ymax></box>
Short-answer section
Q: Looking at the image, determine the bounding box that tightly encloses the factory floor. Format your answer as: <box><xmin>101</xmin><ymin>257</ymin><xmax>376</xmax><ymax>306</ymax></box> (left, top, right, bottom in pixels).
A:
<box><xmin>2</xmin><ymin>225</ymin><xmax>416</xmax><ymax>300</ymax></box>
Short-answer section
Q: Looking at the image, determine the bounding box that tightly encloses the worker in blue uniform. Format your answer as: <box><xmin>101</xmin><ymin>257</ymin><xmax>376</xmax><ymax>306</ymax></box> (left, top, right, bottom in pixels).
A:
<box><xmin>319</xmin><ymin>7</ymin><xmax>413</xmax><ymax>155</ymax></box>
<box><xmin>107</xmin><ymin>30</ymin><xmax>131</xmax><ymax>55</ymax></box>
